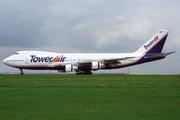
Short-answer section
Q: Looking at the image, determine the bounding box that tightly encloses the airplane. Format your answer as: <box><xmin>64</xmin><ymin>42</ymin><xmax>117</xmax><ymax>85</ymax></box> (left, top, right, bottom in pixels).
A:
<box><xmin>3</xmin><ymin>30</ymin><xmax>175</xmax><ymax>75</ymax></box>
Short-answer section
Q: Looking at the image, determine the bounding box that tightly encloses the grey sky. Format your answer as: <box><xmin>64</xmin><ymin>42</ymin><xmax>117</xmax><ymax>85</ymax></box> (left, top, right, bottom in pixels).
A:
<box><xmin>0</xmin><ymin>0</ymin><xmax>179</xmax><ymax>74</ymax></box>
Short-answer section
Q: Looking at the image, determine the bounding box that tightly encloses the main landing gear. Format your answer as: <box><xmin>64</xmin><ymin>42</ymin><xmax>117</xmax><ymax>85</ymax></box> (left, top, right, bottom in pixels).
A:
<box><xmin>19</xmin><ymin>69</ymin><xmax>24</xmax><ymax>75</ymax></box>
<box><xmin>76</xmin><ymin>70</ymin><xmax>92</xmax><ymax>75</ymax></box>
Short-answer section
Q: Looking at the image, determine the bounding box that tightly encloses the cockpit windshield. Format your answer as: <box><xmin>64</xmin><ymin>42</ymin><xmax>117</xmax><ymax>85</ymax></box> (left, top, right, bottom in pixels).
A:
<box><xmin>14</xmin><ymin>53</ymin><xmax>19</xmax><ymax>55</ymax></box>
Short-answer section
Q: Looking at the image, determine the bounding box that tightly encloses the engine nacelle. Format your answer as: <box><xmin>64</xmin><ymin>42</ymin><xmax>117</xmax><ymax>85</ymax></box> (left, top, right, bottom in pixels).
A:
<box><xmin>65</xmin><ymin>64</ymin><xmax>78</xmax><ymax>72</ymax></box>
<box><xmin>91</xmin><ymin>62</ymin><xmax>105</xmax><ymax>70</ymax></box>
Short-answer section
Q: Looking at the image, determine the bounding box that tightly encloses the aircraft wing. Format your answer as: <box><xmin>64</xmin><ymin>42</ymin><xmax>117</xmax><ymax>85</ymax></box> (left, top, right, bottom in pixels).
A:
<box><xmin>54</xmin><ymin>57</ymin><xmax>135</xmax><ymax>67</ymax></box>
<box><xmin>78</xmin><ymin>57</ymin><xmax>135</xmax><ymax>65</ymax></box>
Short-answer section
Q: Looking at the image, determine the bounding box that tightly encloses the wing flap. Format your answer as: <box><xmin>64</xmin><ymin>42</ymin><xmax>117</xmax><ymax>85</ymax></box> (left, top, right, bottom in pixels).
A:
<box><xmin>103</xmin><ymin>57</ymin><xmax>135</xmax><ymax>61</ymax></box>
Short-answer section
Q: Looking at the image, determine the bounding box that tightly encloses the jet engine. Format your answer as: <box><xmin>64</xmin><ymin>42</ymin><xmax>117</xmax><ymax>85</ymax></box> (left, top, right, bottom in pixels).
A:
<box><xmin>91</xmin><ymin>62</ymin><xmax>105</xmax><ymax>70</ymax></box>
<box><xmin>65</xmin><ymin>64</ymin><xmax>78</xmax><ymax>72</ymax></box>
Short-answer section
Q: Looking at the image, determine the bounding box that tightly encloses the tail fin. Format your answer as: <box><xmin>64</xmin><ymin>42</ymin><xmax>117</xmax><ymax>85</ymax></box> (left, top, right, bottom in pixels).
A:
<box><xmin>135</xmin><ymin>30</ymin><xmax>169</xmax><ymax>54</ymax></box>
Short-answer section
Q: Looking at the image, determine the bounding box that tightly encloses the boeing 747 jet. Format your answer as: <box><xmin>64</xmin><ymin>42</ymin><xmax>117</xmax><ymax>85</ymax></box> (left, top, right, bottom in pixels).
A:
<box><xmin>3</xmin><ymin>30</ymin><xmax>175</xmax><ymax>74</ymax></box>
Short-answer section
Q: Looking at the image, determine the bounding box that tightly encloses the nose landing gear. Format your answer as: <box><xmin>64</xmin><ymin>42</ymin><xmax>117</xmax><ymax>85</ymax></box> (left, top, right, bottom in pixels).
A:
<box><xmin>19</xmin><ymin>69</ymin><xmax>24</xmax><ymax>75</ymax></box>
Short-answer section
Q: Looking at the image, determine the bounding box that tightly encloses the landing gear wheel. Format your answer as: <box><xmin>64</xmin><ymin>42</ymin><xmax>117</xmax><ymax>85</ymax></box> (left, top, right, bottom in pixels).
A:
<box><xmin>76</xmin><ymin>71</ymin><xmax>92</xmax><ymax>75</ymax></box>
<box><xmin>84</xmin><ymin>71</ymin><xmax>92</xmax><ymax>75</ymax></box>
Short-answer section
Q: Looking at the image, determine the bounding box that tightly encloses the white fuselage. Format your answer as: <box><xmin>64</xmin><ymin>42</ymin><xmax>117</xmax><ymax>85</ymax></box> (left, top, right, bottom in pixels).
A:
<box><xmin>3</xmin><ymin>51</ymin><xmax>141</xmax><ymax>70</ymax></box>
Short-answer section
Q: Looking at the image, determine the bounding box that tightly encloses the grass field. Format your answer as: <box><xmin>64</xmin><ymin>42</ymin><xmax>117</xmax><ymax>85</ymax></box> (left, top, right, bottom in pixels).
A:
<box><xmin>0</xmin><ymin>74</ymin><xmax>180</xmax><ymax>120</ymax></box>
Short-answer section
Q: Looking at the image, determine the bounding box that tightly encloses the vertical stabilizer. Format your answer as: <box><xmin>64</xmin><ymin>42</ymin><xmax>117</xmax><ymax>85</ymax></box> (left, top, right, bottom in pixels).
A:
<box><xmin>135</xmin><ymin>30</ymin><xmax>169</xmax><ymax>54</ymax></box>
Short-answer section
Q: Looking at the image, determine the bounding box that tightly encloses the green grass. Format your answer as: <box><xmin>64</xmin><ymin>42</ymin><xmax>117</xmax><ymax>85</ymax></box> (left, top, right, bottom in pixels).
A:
<box><xmin>0</xmin><ymin>75</ymin><xmax>180</xmax><ymax>120</ymax></box>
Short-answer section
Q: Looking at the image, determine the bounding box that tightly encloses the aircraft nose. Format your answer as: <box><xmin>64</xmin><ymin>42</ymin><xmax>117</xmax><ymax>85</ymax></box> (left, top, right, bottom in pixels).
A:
<box><xmin>3</xmin><ymin>57</ymin><xmax>12</xmax><ymax>66</ymax></box>
<box><xmin>3</xmin><ymin>59</ymin><xmax>6</xmax><ymax>63</ymax></box>
<box><xmin>3</xmin><ymin>58</ymin><xmax>7</xmax><ymax>65</ymax></box>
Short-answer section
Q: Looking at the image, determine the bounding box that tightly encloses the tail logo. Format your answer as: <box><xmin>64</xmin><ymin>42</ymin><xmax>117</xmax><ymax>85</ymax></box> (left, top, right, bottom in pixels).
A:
<box><xmin>144</xmin><ymin>36</ymin><xmax>158</xmax><ymax>49</ymax></box>
<box><xmin>154</xmin><ymin>36</ymin><xmax>158</xmax><ymax>42</ymax></box>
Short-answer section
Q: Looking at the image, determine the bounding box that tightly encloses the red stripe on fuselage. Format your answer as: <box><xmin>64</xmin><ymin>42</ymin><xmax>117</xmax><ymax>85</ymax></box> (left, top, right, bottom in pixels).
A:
<box><xmin>11</xmin><ymin>65</ymin><xmax>54</xmax><ymax>68</ymax></box>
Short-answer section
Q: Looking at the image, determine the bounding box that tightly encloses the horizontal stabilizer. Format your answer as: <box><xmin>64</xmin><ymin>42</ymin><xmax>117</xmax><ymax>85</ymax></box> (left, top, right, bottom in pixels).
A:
<box><xmin>144</xmin><ymin>51</ymin><xmax>175</xmax><ymax>59</ymax></box>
